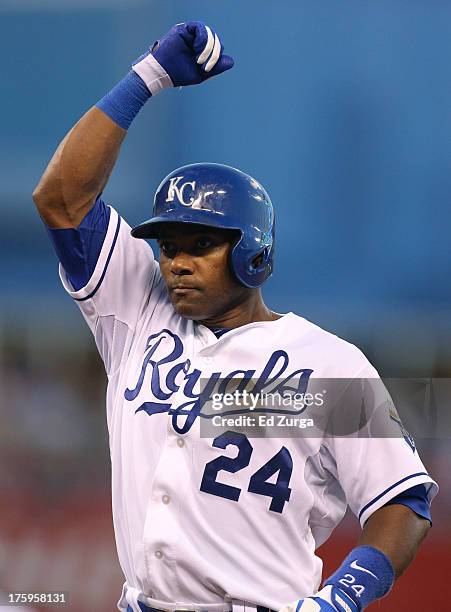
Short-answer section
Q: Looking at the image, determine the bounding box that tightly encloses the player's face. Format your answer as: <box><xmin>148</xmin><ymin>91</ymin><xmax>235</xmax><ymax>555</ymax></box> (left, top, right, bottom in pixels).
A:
<box><xmin>157</xmin><ymin>224</ymin><xmax>249</xmax><ymax>321</ymax></box>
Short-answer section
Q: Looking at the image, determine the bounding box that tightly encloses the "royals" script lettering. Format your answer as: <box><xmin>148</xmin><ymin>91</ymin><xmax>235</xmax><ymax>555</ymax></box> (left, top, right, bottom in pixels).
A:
<box><xmin>124</xmin><ymin>329</ymin><xmax>313</xmax><ymax>434</ymax></box>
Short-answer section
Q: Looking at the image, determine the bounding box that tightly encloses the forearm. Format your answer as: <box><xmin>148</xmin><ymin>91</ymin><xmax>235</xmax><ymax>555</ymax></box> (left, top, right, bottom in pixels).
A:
<box><xmin>32</xmin><ymin>22</ymin><xmax>233</xmax><ymax>230</ymax></box>
<box><xmin>285</xmin><ymin>504</ymin><xmax>430</xmax><ymax>611</ymax></box>
<box><xmin>359</xmin><ymin>503</ymin><xmax>430</xmax><ymax>578</ymax></box>
<box><xmin>318</xmin><ymin>505</ymin><xmax>430</xmax><ymax>610</ymax></box>
<box><xmin>33</xmin><ymin>107</ymin><xmax>126</xmax><ymax>228</ymax></box>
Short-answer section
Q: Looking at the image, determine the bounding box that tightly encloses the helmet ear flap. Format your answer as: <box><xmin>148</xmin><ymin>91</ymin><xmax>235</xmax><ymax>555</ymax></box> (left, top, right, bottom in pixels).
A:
<box><xmin>231</xmin><ymin>239</ymin><xmax>273</xmax><ymax>288</ymax></box>
<box><xmin>251</xmin><ymin>247</ymin><xmax>271</xmax><ymax>270</ymax></box>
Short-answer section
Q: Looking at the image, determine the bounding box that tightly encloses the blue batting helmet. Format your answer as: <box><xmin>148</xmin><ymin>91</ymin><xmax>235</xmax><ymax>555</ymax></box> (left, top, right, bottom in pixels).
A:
<box><xmin>131</xmin><ymin>163</ymin><xmax>275</xmax><ymax>288</ymax></box>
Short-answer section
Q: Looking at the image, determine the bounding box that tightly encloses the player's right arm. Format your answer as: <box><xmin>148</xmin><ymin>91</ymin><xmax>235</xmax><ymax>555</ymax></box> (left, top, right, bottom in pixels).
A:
<box><xmin>32</xmin><ymin>107</ymin><xmax>125</xmax><ymax>228</ymax></box>
<box><xmin>32</xmin><ymin>22</ymin><xmax>234</xmax><ymax>228</ymax></box>
<box><xmin>31</xmin><ymin>22</ymin><xmax>234</xmax><ymax>375</ymax></box>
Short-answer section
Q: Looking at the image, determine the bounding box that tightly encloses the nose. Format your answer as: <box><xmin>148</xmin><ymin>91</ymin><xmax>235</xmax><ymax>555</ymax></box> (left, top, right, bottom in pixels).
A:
<box><xmin>170</xmin><ymin>251</ymin><xmax>194</xmax><ymax>276</ymax></box>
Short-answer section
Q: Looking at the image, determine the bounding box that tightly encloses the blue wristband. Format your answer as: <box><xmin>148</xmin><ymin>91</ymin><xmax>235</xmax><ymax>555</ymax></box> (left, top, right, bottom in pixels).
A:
<box><xmin>325</xmin><ymin>546</ymin><xmax>395</xmax><ymax>610</ymax></box>
<box><xmin>96</xmin><ymin>70</ymin><xmax>151</xmax><ymax>130</ymax></box>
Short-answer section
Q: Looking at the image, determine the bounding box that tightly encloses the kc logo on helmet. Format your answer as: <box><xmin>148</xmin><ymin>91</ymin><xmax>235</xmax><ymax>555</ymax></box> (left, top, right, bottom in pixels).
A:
<box><xmin>166</xmin><ymin>176</ymin><xmax>200</xmax><ymax>207</ymax></box>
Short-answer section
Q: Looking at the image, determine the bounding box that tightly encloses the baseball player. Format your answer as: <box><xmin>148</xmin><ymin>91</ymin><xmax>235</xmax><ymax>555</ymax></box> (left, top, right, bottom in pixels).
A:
<box><xmin>33</xmin><ymin>22</ymin><xmax>437</xmax><ymax>612</ymax></box>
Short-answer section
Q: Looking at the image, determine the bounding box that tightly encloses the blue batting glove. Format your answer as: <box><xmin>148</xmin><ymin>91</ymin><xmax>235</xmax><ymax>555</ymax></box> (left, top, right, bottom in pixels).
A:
<box><xmin>132</xmin><ymin>21</ymin><xmax>234</xmax><ymax>95</ymax></box>
<box><xmin>279</xmin><ymin>586</ymin><xmax>359</xmax><ymax>612</ymax></box>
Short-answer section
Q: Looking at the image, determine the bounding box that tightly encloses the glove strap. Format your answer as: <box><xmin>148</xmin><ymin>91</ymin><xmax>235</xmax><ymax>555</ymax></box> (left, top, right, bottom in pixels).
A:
<box><xmin>132</xmin><ymin>51</ymin><xmax>173</xmax><ymax>95</ymax></box>
<box><xmin>96</xmin><ymin>48</ymin><xmax>173</xmax><ymax>130</ymax></box>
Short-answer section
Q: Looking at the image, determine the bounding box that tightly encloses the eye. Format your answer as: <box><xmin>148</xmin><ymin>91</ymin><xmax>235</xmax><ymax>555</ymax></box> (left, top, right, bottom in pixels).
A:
<box><xmin>196</xmin><ymin>236</ymin><xmax>214</xmax><ymax>249</ymax></box>
<box><xmin>159</xmin><ymin>240</ymin><xmax>177</xmax><ymax>258</ymax></box>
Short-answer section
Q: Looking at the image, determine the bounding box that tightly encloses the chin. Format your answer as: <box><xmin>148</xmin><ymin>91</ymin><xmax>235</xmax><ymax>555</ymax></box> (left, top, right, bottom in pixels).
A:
<box><xmin>171</xmin><ymin>300</ymin><xmax>208</xmax><ymax>320</ymax></box>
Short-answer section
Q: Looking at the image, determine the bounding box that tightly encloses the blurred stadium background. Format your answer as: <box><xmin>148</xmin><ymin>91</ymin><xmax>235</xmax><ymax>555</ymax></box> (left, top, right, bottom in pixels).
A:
<box><xmin>1</xmin><ymin>0</ymin><xmax>450</xmax><ymax>610</ymax></box>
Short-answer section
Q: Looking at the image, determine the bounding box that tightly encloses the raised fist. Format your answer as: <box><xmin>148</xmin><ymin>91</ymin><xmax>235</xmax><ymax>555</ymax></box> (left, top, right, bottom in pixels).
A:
<box><xmin>133</xmin><ymin>21</ymin><xmax>234</xmax><ymax>95</ymax></box>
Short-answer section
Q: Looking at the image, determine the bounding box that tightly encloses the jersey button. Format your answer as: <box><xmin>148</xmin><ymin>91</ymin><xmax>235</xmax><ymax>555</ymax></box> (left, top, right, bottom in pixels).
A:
<box><xmin>177</xmin><ymin>438</ymin><xmax>185</xmax><ymax>448</ymax></box>
<box><xmin>162</xmin><ymin>494</ymin><xmax>171</xmax><ymax>505</ymax></box>
<box><xmin>155</xmin><ymin>550</ymin><xmax>163</xmax><ymax>559</ymax></box>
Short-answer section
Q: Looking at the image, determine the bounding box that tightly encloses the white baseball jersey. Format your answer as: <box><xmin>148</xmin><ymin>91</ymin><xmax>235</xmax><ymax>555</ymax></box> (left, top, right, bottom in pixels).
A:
<box><xmin>58</xmin><ymin>206</ymin><xmax>437</xmax><ymax>612</ymax></box>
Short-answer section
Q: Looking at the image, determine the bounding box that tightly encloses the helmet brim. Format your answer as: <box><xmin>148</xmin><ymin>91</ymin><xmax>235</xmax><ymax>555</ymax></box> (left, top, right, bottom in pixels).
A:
<box><xmin>131</xmin><ymin>214</ymin><xmax>242</xmax><ymax>239</ymax></box>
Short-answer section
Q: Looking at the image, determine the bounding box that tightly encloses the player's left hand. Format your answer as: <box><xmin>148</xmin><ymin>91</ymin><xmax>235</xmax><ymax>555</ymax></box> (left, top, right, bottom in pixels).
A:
<box><xmin>279</xmin><ymin>586</ymin><xmax>360</xmax><ymax>612</ymax></box>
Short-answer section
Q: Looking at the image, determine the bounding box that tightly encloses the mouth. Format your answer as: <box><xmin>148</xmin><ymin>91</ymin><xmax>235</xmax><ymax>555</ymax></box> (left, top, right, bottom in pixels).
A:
<box><xmin>170</xmin><ymin>286</ymin><xmax>200</xmax><ymax>295</ymax></box>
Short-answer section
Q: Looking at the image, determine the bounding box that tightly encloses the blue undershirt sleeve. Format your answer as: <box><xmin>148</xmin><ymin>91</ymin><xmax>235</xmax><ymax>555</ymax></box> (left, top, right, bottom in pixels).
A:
<box><xmin>45</xmin><ymin>196</ymin><xmax>111</xmax><ymax>291</ymax></box>
<box><xmin>383</xmin><ymin>484</ymin><xmax>432</xmax><ymax>523</ymax></box>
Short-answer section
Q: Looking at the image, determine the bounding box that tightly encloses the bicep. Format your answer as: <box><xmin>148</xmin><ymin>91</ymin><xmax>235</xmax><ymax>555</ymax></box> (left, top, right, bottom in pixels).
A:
<box><xmin>46</xmin><ymin>196</ymin><xmax>110</xmax><ymax>290</ymax></box>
